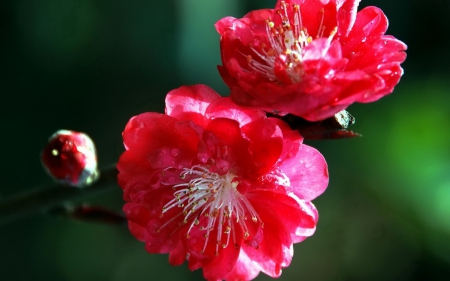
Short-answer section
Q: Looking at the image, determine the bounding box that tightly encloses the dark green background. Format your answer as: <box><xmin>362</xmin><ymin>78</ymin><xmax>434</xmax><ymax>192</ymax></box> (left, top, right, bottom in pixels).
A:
<box><xmin>1</xmin><ymin>0</ymin><xmax>449</xmax><ymax>280</ymax></box>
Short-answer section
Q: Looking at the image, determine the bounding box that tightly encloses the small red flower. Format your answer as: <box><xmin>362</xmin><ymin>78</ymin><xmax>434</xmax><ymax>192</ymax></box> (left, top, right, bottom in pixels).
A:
<box><xmin>117</xmin><ymin>85</ymin><xmax>329</xmax><ymax>280</ymax></box>
<box><xmin>216</xmin><ymin>0</ymin><xmax>407</xmax><ymax>121</ymax></box>
<box><xmin>41</xmin><ymin>130</ymin><xmax>98</xmax><ymax>187</ymax></box>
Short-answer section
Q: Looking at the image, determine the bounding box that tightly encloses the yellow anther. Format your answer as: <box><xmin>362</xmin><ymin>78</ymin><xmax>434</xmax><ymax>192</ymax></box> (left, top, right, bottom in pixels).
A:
<box><xmin>330</xmin><ymin>26</ymin><xmax>337</xmax><ymax>36</ymax></box>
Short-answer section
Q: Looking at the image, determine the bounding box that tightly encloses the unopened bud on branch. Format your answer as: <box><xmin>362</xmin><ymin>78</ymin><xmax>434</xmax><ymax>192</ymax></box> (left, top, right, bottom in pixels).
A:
<box><xmin>41</xmin><ymin>130</ymin><xmax>99</xmax><ymax>187</ymax></box>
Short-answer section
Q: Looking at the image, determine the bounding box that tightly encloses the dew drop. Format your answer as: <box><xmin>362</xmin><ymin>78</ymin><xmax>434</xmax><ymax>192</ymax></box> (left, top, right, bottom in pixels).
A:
<box><xmin>171</xmin><ymin>148</ymin><xmax>180</xmax><ymax>157</ymax></box>
<box><xmin>361</xmin><ymin>37</ymin><xmax>367</xmax><ymax>43</ymax></box>
<box><xmin>226</xmin><ymin>262</ymin><xmax>234</xmax><ymax>272</ymax></box>
<box><xmin>251</xmin><ymin>239</ymin><xmax>259</xmax><ymax>249</ymax></box>
<box><xmin>304</xmin><ymin>162</ymin><xmax>313</xmax><ymax>168</ymax></box>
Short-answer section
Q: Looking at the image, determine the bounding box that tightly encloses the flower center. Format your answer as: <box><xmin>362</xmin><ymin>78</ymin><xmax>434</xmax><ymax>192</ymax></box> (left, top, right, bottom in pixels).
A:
<box><xmin>159</xmin><ymin>165</ymin><xmax>262</xmax><ymax>255</ymax></box>
<box><xmin>246</xmin><ymin>1</ymin><xmax>337</xmax><ymax>83</ymax></box>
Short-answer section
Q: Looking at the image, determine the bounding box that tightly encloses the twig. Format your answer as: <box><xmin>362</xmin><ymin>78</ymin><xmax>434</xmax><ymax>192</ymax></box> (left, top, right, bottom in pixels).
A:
<box><xmin>0</xmin><ymin>110</ymin><xmax>359</xmax><ymax>226</ymax></box>
<box><xmin>0</xmin><ymin>165</ymin><xmax>118</xmax><ymax>226</ymax></box>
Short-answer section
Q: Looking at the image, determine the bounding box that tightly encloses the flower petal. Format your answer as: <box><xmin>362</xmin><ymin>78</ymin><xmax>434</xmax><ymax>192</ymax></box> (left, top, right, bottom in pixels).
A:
<box><xmin>281</xmin><ymin>144</ymin><xmax>329</xmax><ymax>200</ymax></box>
<box><xmin>165</xmin><ymin>84</ymin><xmax>220</xmax><ymax>127</ymax></box>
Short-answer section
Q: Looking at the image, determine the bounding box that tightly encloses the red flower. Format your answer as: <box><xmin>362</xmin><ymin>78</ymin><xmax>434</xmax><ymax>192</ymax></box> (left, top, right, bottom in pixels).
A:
<box><xmin>117</xmin><ymin>85</ymin><xmax>329</xmax><ymax>280</ymax></box>
<box><xmin>216</xmin><ymin>0</ymin><xmax>407</xmax><ymax>121</ymax></box>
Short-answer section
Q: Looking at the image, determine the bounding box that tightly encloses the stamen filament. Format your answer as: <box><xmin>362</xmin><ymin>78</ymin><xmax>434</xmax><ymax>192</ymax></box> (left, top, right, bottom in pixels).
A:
<box><xmin>159</xmin><ymin>165</ymin><xmax>262</xmax><ymax>255</ymax></box>
<box><xmin>242</xmin><ymin>3</ymin><xmax>337</xmax><ymax>84</ymax></box>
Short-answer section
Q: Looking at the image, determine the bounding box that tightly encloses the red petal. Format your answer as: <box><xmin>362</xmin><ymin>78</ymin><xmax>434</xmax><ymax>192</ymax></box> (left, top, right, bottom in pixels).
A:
<box><xmin>241</xmin><ymin>119</ymin><xmax>284</xmax><ymax>174</ymax></box>
<box><xmin>241</xmin><ymin>192</ymin><xmax>297</xmax><ymax>277</ymax></box>
<box><xmin>341</xmin><ymin>6</ymin><xmax>388</xmax><ymax>55</ymax></box>
<box><xmin>165</xmin><ymin>84</ymin><xmax>220</xmax><ymax>127</ymax></box>
<box><xmin>280</xmin><ymin>144</ymin><xmax>329</xmax><ymax>200</ymax></box>
<box><xmin>202</xmin><ymin>233</ymin><xmax>242</xmax><ymax>280</ymax></box>
<box><xmin>168</xmin><ymin>241</ymin><xmax>187</xmax><ymax>266</ymax></box>
<box><xmin>336</xmin><ymin>0</ymin><xmax>360</xmax><ymax>37</ymax></box>
<box><xmin>205</xmin><ymin>96</ymin><xmax>265</xmax><ymax>127</ymax></box>
<box><xmin>204</xmin><ymin>118</ymin><xmax>253</xmax><ymax>174</ymax></box>
<box><xmin>226</xmin><ymin>249</ymin><xmax>262</xmax><ymax>281</ymax></box>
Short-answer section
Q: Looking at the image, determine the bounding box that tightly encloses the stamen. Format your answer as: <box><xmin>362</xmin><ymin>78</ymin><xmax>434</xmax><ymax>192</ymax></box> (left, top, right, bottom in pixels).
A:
<box><xmin>159</xmin><ymin>165</ymin><xmax>262</xmax><ymax>255</ymax></box>
<box><xmin>242</xmin><ymin>2</ymin><xmax>335</xmax><ymax>84</ymax></box>
<box><xmin>317</xmin><ymin>8</ymin><xmax>325</xmax><ymax>38</ymax></box>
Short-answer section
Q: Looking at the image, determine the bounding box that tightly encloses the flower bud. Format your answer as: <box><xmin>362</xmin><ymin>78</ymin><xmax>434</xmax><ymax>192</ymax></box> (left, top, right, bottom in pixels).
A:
<box><xmin>41</xmin><ymin>130</ymin><xmax>99</xmax><ymax>187</ymax></box>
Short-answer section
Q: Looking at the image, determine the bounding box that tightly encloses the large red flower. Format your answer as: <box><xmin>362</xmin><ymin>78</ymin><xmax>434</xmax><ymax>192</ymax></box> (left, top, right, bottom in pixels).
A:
<box><xmin>216</xmin><ymin>0</ymin><xmax>407</xmax><ymax>121</ymax></box>
<box><xmin>117</xmin><ymin>84</ymin><xmax>329</xmax><ymax>280</ymax></box>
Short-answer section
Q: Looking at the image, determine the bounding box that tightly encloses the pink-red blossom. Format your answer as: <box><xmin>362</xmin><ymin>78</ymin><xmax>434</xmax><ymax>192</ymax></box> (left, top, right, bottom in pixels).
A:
<box><xmin>216</xmin><ymin>0</ymin><xmax>407</xmax><ymax>121</ymax></box>
<box><xmin>117</xmin><ymin>84</ymin><xmax>329</xmax><ymax>280</ymax></box>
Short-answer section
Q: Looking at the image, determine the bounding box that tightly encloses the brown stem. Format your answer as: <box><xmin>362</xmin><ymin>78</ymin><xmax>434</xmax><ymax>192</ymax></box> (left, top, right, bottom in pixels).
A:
<box><xmin>0</xmin><ymin>165</ymin><xmax>118</xmax><ymax>226</ymax></box>
<box><xmin>271</xmin><ymin>109</ymin><xmax>361</xmax><ymax>140</ymax></box>
<box><xmin>0</xmin><ymin>110</ymin><xmax>359</xmax><ymax>226</ymax></box>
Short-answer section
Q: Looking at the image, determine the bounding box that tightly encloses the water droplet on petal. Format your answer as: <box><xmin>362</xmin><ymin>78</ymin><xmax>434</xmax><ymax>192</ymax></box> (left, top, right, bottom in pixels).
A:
<box><xmin>251</xmin><ymin>240</ymin><xmax>259</xmax><ymax>248</ymax></box>
<box><xmin>171</xmin><ymin>149</ymin><xmax>180</xmax><ymax>157</ymax></box>
<box><xmin>226</xmin><ymin>262</ymin><xmax>234</xmax><ymax>272</ymax></box>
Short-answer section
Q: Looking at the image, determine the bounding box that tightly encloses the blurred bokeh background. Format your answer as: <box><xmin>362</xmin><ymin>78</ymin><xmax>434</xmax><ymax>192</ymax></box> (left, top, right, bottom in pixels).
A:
<box><xmin>1</xmin><ymin>0</ymin><xmax>449</xmax><ymax>280</ymax></box>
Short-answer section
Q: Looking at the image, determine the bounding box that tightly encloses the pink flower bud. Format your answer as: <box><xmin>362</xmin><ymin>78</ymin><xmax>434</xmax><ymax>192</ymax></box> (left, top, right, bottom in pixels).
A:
<box><xmin>41</xmin><ymin>130</ymin><xmax>99</xmax><ymax>187</ymax></box>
